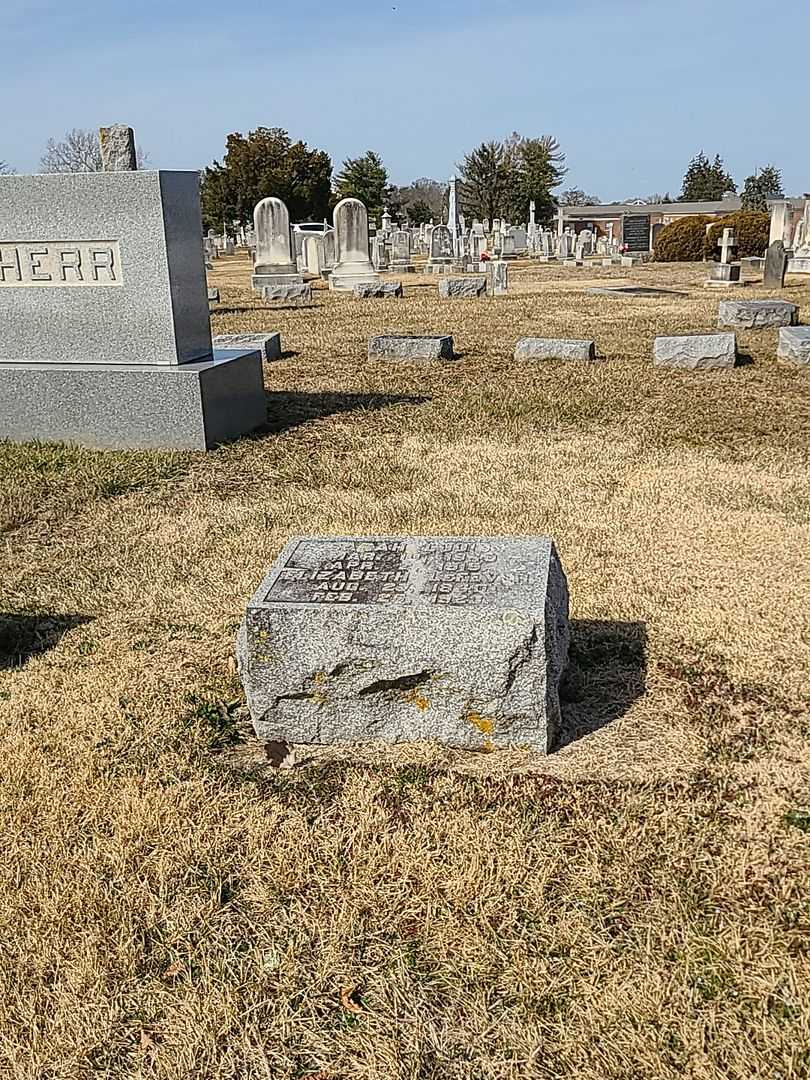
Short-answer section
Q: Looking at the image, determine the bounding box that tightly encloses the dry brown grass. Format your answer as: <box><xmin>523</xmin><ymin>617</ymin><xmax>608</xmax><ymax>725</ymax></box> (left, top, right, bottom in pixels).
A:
<box><xmin>1</xmin><ymin>254</ymin><xmax>809</xmax><ymax>1079</ymax></box>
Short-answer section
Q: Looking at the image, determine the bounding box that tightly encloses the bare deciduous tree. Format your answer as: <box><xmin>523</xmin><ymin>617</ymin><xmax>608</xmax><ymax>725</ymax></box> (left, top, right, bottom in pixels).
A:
<box><xmin>40</xmin><ymin>128</ymin><xmax>149</xmax><ymax>173</ymax></box>
<box><xmin>0</xmin><ymin>160</ymin><xmax>13</xmax><ymax>175</ymax></box>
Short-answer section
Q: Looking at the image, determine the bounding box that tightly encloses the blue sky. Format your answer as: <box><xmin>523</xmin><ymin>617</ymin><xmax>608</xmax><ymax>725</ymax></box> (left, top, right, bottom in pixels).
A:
<box><xmin>2</xmin><ymin>0</ymin><xmax>808</xmax><ymax>199</ymax></box>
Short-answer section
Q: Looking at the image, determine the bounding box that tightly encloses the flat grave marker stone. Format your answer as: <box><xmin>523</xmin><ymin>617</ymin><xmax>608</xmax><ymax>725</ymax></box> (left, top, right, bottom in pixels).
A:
<box><xmin>237</xmin><ymin>536</ymin><xmax>570</xmax><ymax>753</ymax></box>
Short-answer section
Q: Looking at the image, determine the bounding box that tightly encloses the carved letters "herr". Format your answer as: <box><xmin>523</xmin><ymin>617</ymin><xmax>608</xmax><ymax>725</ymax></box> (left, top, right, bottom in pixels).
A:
<box><xmin>0</xmin><ymin>241</ymin><xmax>122</xmax><ymax>286</ymax></box>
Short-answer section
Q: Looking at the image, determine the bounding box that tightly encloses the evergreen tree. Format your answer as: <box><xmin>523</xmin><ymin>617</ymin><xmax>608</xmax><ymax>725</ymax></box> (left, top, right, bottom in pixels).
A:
<box><xmin>200</xmin><ymin>127</ymin><xmax>332</xmax><ymax>229</ymax></box>
<box><xmin>458</xmin><ymin>140</ymin><xmax>510</xmax><ymax>222</ymax></box>
<box><xmin>510</xmin><ymin>135</ymin><xmax>567</xmax><ymax>223</ymax></box>
<box><xmin>459</xmin><ymin>134</ymin><xmax>565</xmax><ymax>223</ymax></box>
<box><xmin>334</xmin><ymin>151</ymin><xmax>391</xmax><ymax>221</ymax></box>
<box><xmin>741</xmin><ymin>165</ymin><xmax>784</xmax><ymax>211</ymax></box>
<box><xmin>679</xmin><ymin>152</ymin><xmax>736</xmax><ymax>202</ymax></box>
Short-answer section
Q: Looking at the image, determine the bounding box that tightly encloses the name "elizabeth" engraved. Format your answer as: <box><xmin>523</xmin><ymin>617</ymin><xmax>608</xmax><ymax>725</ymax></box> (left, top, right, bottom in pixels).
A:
<box><xmin>0</xmin><ymin>241</ymin><xmax>123</xmax><ymax>287</ymax></box>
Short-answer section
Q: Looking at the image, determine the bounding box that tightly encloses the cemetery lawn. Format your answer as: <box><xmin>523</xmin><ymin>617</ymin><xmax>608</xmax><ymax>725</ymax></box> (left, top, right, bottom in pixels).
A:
<box><xmin>2</xmin><ymin>255</ymin><xmax>809</xmax><ymax>1079</ymax></box>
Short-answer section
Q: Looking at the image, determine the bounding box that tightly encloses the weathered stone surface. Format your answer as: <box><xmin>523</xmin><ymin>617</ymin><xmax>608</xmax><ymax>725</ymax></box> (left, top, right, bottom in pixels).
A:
<box><xmin>368</xmin><ymin>335</ymin><xmax>454</xmax><ymax>361</ymax></box>
<box><xmin>653</xmin><ymin>333</ymin><xmax>737</xmax><ymax>370</ymax></box>
<box><xmin>251</xmin><ymin>196</ymin><xmax>300</xmax><ymax>290</ymax></box>
<box><xmin>514</xmin><ymin>338</ymin><xmax>596</xmax><ymax>362</ymax></box>
<box><xmin>213</xmin><ymin>332</ymin><xmax>281</xmax><ymax>361</ymax></box>
<box><xmin>763</xmin><ymin>241</ymin><xmax>788</xmax><ymax>288</ymax></box>
<box><xmin>330</xmin><ymin>198</ymin><xmax>379</xmax><ymax>291</ymax></box>
<box><xmin>207</xmin><ymin>287</ymin><xmax>220</xmax><ymax>303</ymax></box>
<box><xmin>777</xmin><ymin>326</ymin><xmax>810</xmax><ymax>367</ymax></box>
<box><xmin>0</xmin><ymin>349</ymin><xmax>266</xmax><ymax>450</ymax></box>
<box><xmin>263</xmin><ymin>283</ymin><xmax>312</xmax><ymax>303</ymax></box>
<box><xmin>99</xmin><ymin>125</ymin><xmax>137</xmax><ymax>171</ymax></box>
<box><xmin>353</xmin><ymin>282</ymin><xmax>403</xmax><ymax>299</ymax></box>
<box><xmin>0</xmin><ymin>171</ymin><xmax>212</xmax><ymax>368</ymax></box>
<box><xmin>489</xmin><ymin>260</ymin><xmax>508</xmax><ymax>296</ymax></box>
<box><xmin>438</xmin><ymin>277</ymin><xmax>487</xmax><ymax>299</ymax></box>
<box><xmin>717</xmin><ymin>299</ymin><xmax>798</xmax><ymax>329</ymax></box>
<box><xmin>236</xmin><ymin>536</ymin><xmax>570</xmax><ymax>753</ymax></box>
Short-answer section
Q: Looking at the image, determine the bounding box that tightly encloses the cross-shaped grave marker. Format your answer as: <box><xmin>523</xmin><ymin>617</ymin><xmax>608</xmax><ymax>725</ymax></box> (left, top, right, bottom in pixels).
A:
<box><xmin>718</xmin><ymin>227</ymin><xmax>737</xmax><ymax>265</ymax></box>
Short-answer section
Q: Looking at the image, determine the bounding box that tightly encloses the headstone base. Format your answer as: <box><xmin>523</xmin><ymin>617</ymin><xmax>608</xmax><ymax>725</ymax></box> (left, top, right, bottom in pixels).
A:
<box><xmin>0</xmin><ymin>349</ymin><xmax>266</xmax><ymax>451</ymax></box>
<box><xmin>252</xmin><ymin>272</ymin><xmax>302</xmax><ymax>291</ymax></box>
<box><xmin>788</xmin><ymin>257</ymin><xmax>810</xmax><ymax>274</ymax></box>
<box><xmin>329</xmin><ymin>271</ymin><xmax>380</xmax><ymax>291</ymax></box>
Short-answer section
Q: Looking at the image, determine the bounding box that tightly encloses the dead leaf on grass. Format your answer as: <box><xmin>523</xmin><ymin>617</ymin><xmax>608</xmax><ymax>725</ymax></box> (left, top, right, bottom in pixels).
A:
<box><xmin>340</xmin><ymin>985</ymin><xmax>364</xmax><ymax>1014</ymax></box>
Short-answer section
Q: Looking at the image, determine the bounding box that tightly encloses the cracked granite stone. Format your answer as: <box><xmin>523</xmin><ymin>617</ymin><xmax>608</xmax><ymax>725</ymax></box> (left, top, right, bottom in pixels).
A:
<box><xmin>99</xmin><ymin>125</ymin><xmax>137</xmax><ymax>171</ymax></box>
<box><xmin>368</xmin><ymin>335</ymin><xmax>454</xmax><ymax>361</ymax></box>
<box><xmin>717</xmin><ymin>299</ymin><xmax>798</xmax><ymax>330</ymax></box>
<box><xmin>236</xmin><ymin>536</ymin><xmax>570</xmax><ymax>753</ymax></box>
<box><xmin>438</xmin><ymin>277</ymin><xmax>487</xmax><ymax>298</ymax></box>
<box><xmin>653</xmin><ymin>333</ymin><xmax>737</xmax><ymax>370</ymax></box>
<box><xmin>777</xmin><ymin>326</ymin><xmax>810</xmax><ymax>367</ymax></box>
<box><xmin>514</xmin><ymin>338</ymin><xmax>596</xmax><ymax>362</ymax></box>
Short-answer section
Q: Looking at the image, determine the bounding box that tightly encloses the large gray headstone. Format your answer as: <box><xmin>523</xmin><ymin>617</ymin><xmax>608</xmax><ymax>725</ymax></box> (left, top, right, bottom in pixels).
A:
<box><xmin>0</xmin><ymin>170</ymin><xmax>266</xmax><ymax>449</ymax></box>
<box><xmin>237</xmin><ymin>536</ymin><xmax>570</xmax><ymax>752</ymax></box>
<box><xmin>0</xmin><ymin>171</ymin><xmax>211</xmax><ymax>366</ymax></box>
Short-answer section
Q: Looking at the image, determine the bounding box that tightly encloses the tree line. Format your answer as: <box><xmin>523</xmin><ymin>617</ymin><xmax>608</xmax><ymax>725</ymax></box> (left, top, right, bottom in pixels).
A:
<box><xmin>1</xmin><ymin>129</ymin><xmax>788</xmax><ymax>223</ymax></box>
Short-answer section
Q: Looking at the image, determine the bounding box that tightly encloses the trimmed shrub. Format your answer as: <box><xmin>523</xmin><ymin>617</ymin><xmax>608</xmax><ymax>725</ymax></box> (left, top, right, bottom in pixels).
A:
<box><xmin>653</xmin><ymin>216</ymin><xmax>712</xmax><ymax>262</ymax></box>
<box><xmin>705</xmin><ymin>212</ymin><xmax>770</xmax><ymax>260</ymax></box>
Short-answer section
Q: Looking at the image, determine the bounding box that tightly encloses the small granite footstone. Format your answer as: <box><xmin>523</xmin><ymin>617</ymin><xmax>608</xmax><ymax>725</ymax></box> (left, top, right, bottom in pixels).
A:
<box><xmin>353</xmin><ymin>282</ymin><xmax>403</xmax><ymax>298</ymax></box>
<box><xmin>777</xmin><ymin>326</ymin><xmax>810</xmax><ymax>367</ymax></box>
<box><xmin>213</xmin><ymin>332</ymin><xmax>281</xmax><ymax>362</ymax></box>
<box><xmin>369</xmin><ymin>335</ymin><xmax>455</xmax><ymax>361</ymax></box>
<box><xmin>514</xmin><ymin>338</ymin><xmax>596</xmax><ymax>362</ymax></box>
<box><xmin>236</xmin><ymin>535</ymin><xmax>570</xmax><ymax>753</ymax></box>
<box><xmin>439</xmin><ymin>277</ymin><xmax>487</xmax><ymax>298</ymax></box>
<box><xmin>717</xmin><ymin>299</ymin><xmax>798</xmax><ymax>329</ymax></box>
<box><xmin>207</xmin><ymin>287</ymin><xmax>220</xmax><ymax>303</ymax></box>
<box><xmin>263</xmin><ymin>283</ymin><xmax>312</xmax><ymax>303</ymax></box>
<box><xmin>653</xmin><ymin>333</ymin><xmax>737</xmax><ymax>370</ymax></box>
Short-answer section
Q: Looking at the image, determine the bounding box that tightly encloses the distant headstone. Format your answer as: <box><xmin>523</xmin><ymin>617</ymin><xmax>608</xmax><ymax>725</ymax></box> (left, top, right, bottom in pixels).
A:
<box><xmin>427</xmin><ymin>224</ymin><xmax>455</xmax><ymax>273</ymax></box>
<box><xmin>763</xmin><ymin>240</ymin><xmax>788</xmax><ymax>289</ymax></box>
<box><xmin>330</xmin><ymin>198</ymin><xmax>379</xmax><ymax>291</ymax></box>
<box><xmin>489</xmin><ymin>260</ymin><xmax>508</xmax><ymax>296</ymax></box>
<box><xmin>99</xmin><ymin>125</ymin><xmax>137</xmax><ymax>171</ymax></box>
<box><xmin>0</xmin><ymin>171</ymin><xmax>265</xmax><ymax>449</ymax></box>
<box><xmin>251</xmin><ymin>197</ymin><xmax>301</xmax><ymax>290</ymax></box>
<box><xmin>236</xmin><ymin>535</ymin><xmax>571</xmax><ymax>753</ymax></box>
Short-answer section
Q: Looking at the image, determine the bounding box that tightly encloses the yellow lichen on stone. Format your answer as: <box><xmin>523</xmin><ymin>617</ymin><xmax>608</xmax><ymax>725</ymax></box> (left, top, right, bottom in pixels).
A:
<box><xmin>312</xmin><ymin>671</ymin><xmax>326</xmax><ymax>687</ymax></box>
<box><xmin>466</xmin><ymin>713</ymin><xmax>495</xmax><ymax>735</ymax></box>
<box><xmin>403</xmin><ymin>690</ymin><xmax>429</xmax><ymax>710</ymax></box>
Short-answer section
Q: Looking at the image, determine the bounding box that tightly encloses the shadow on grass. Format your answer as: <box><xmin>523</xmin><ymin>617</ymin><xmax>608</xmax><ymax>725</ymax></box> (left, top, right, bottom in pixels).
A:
<box><xmin>215</xmin><ymin>304</ymin><xmax>320</xmax><ymax>316</ymax></box>
<box><xmin>0</xmin><ymin>613</ymin><xmax>92</xmax><ymax>670</ymax></box>
<box><xmin>257</xmin><ymin>391</ymin><xmax>431</xmax><ymax>436</ymax></box>
<box><xmin>556</xmin><ymin>619</ymin><xmax>647</xmax><ymax>750</ymax></box>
